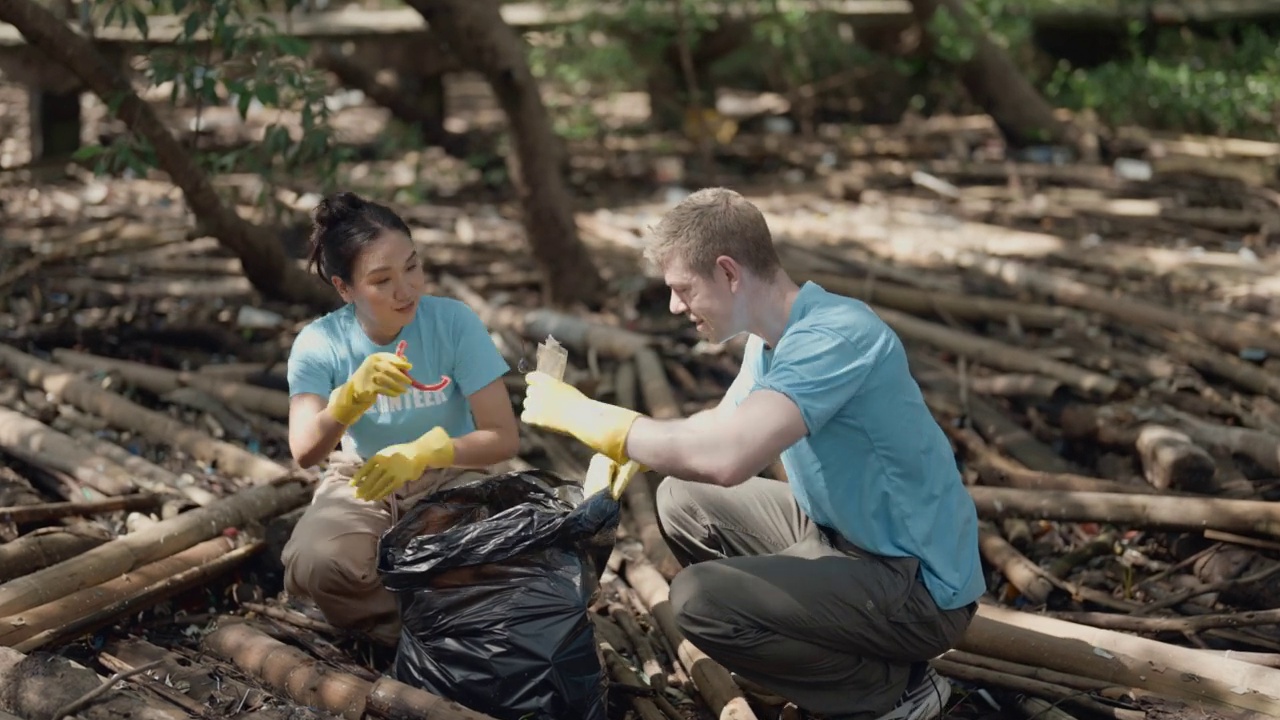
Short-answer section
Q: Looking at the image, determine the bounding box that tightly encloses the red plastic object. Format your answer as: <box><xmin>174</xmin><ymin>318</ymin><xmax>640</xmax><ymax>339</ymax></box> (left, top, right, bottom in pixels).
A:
<box><xmin>395</xmin><ymin>340</ymin><xmax>450</xmax><ymax>392</ymax></box>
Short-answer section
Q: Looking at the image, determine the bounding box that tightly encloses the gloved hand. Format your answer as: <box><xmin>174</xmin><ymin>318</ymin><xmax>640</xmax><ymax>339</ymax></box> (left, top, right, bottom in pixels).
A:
<box><xmin>350</xmin><ymin>426</ymin><xmax>455</xmax><ymax>502</ymax></box>
<box><xmin>327</xmin><ymin>351</ymin><xmax>414</xmax><ymax>425</ymax></box>
<box><xmin>583</xmin><ymin>453</ymin><xmax>646</xmax><ymax>500</ymax></box>
<box><xmin>521</xmin><ymin>371</ymin><xmax>641</xmax><ymax>464</ymax></box>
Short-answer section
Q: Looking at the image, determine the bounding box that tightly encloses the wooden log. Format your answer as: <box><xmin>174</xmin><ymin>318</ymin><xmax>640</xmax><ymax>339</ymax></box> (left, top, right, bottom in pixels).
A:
<box><xmin>969</xmin><ymin>486</ymin><xmax>1280</xmax><ymax>538</ymax></box>
<box><xmin>0</xmin><ymin>647</ymin><xmax>186</xmax><ymax>720</ymax></box>
<box><xmin>963</xmin><ymin>603</ymin><xmax>1280</xmax><ymax>715</ymax></box>
<box><xmin>911</xmin><ymin>353</ymin><xmax>1082</xmax><ymax>474</ymax></box>
<box><xmin>0</xmin><ymin>525</ymin><xmax>112</xmax><ymax>583</ymax></box>
<box><xmin>1134</xmin><ymin>425</ymin><xmax>1218</xmax><ymax>492</ymax></box>
<box><xmin>0</xmin><ymin>408</ymin><xmax>138</xmax><ymax>496</ymax></box>
<box><xmin>621</xmin><ymin>544</ymin><xmax>759</xmax><ymax>720</ymax></box>
<box><xmin>1134</xmin><ymin>327</ymin><xmax>1280</xmax><ymax>403</ymax></box>
<box><xmin>805</xmin><ymin>271</ymin><xmax>1080</xmax><ymax>329</ymax></box>
<box><xmin>932</xmin><ymin>657</ymin><xmax>1141</xmax><ymax>720</ymax></box>
<box><xmin>69</xmin><ymin>429</ymin><xmax>219</xmax><ymax>507</ymax></box>
<box><xmin>1047</xmin><ymin>607</ymin><xmax>1280</xmax><ymax>635</ymax></box>
<box><xmin>0</xmin><ymin>493</ymin><xmax>161</xmax><ymax>525</ymax></box>
<box><xmin>958</xmin><ymin>253</ymin><xmax>1280</xmax><ymax>358</ymax></box>
<box><xmin>1057</xmin><ymin>404</ymin><xmax>1221</xmax><ymax>493</ymax></box>
<box><xmin>967</xmin><ymin>373</ymin><xmax>1065</xmax><ymax>401</ymax></box>
<box><xmin>977</xmin><ymin>524</ymin><xmax>1052</xmax><ymax>605</ymax></box>
<box><xmin>629</xmin><ymin>348</ymin><xmax>684</xmax><ymax>581</ymax></box>
<box><xmin>0</xmin><ymin>535</ymin><xmax>260</xmax><ymax>651</ymax></box>
<box><xmin>441</xmin><ymin>273</ymin><xmax>651</xmax><ymax>358</ymax></box>
<box><xmin>0</xmin><ymin>474</ymin><xmax>309</xmax><ymax>617</ymax></box>
<box><xmin>876</xmin><ymin>306</ymin><xmax>1121</xmax><ymax>398</ymax></box>
<box><xmin>942</xmin><ymin>423</ymin><xmax>1151</xmax><ymax>494</ymax></box>
<box><xmin>1163</xmin><ymin>408</ymin><xmax>1280</xmax><ymax>478</ymax></box>
<box><xmin>101</xmin><ymin>638</ymin><xmax>337</xmax><ymax>720</ymax></box>
<box><xmin>0</xmin><ymin>343</ymin><xmax>289</xmax><ymax>481</ymax></box>
<box><xmin>51</xmin><ymin>348</ymin><xmax>290</xmax><ymax>419</ymax></box>
<box><xmin>203</xmin><ymin>620</ymin><xmax>499</xmax><ymax>720</ymax></box>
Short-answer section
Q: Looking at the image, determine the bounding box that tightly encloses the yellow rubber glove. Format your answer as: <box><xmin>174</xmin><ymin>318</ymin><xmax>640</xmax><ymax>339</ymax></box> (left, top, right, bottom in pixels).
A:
<box><xmin>327</xmin><ymin>351</ymin><xmax>414</xmax><ymax>426</ymax></box>
<box><xmin>520</xmin><ymin>371</ymin><xmax>641</xmax><ymax>465</ymax></box>
<box><xmin>583</xmin><ymin>453</ymin><xmax>646</xmax><ymax>500</ymax></box>
<box><xmin>350</xmin><ymin>426</ymin><xmax>455</xmax><ymax>502</ymax></box>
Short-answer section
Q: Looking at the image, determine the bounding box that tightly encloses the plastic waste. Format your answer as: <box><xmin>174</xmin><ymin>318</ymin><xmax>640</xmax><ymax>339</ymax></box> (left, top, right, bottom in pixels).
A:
<box><xmin>377</xmin><ymin>469</ymin><xmax>620</xmax><ymax>720</ymax></box>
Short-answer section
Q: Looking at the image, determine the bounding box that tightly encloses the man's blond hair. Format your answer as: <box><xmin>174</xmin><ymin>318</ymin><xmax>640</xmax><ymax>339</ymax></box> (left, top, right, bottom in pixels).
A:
<box><xmin>645</xmin><ymin>187</ymin><xmax>782</xmax><ymax>278</ymax></box>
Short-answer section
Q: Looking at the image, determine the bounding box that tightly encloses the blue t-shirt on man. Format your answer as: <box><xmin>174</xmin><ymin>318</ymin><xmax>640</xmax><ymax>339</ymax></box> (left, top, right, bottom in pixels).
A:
<box><xmin>726</xmin><ymin>281</ymin><xmax>984</xmax><ymax>611</ymax></box>
<box><xmin>286</xmin><ymin>296</ymin><xmax>510</xmax><ymax>460</ymax></box>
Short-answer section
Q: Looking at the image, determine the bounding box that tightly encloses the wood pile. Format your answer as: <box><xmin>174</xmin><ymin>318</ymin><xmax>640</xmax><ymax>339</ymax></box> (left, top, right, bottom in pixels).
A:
<box><xmin>3</xmin><ymin>116</ymin><xmax>1280</xmax><ymax>719</ymax></box>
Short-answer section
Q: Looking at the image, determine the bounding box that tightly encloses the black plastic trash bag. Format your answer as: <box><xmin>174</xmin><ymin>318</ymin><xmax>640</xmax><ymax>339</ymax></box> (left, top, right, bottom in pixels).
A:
<box><xmin>377</xmin><ymin>468</ymin><xmax>620</xmax><ymax>720</ymax></box>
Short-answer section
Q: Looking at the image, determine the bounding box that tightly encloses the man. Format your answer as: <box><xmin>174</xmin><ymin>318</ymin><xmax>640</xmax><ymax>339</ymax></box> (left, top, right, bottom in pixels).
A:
<box><xmin>520</xmin><ymin>187</ymin><xmax>984</xmax><ymax>720</ymax></box>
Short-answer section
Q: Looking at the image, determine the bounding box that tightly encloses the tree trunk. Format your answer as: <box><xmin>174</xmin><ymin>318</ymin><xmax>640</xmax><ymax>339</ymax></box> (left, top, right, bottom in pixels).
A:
<box><xmin>909</xmin><ymin>0</ymin><xmax>1080</xmax><ymax>149</ymax></box>
<box><xmin>0</xmin><ymin>0</ymin><xmax>337</xmax><ymax>310</ymax></box>
<box><xmin>405</xmin><ymin>0</ymin><xmax>605</xmax><ymax>308</ymax></box>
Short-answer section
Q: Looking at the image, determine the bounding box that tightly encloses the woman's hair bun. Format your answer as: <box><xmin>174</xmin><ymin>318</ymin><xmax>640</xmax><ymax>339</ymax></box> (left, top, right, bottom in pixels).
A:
<box><xmin>312</xmin><ymin>191</ymin><xmax>366</xmax><ymax>230</ymax></box>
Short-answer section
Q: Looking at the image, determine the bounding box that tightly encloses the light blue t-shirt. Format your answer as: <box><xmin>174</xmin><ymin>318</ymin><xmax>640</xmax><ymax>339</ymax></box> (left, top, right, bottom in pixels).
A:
<box><xmin>728</xmin><ymin>281</ymin><xmax>985</xmax><ymax>611</ymax></box>
<box><xmin>286</xmin><ymin>296</ymin><xmax>510</xmax><ymax>460</ymax></box>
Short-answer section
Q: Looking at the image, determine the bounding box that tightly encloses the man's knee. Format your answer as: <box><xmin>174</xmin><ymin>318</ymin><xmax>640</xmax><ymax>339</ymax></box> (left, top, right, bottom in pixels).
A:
<box><xmin>655</xmin><ymin>475</ymin><xmax>698</xmax><ymax>533</ymax></box>
<box><xmin>669</xmin><ymin>562</ymin><xmax>743</xmax><ymax>648</ymax></box>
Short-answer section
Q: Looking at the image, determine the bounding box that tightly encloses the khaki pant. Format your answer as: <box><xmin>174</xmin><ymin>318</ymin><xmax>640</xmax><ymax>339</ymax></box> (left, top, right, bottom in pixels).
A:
<box><xmin>656</xmin><ymin>476</ymin><xmax>977</xmax><ymax>720</ymax></box>
<box><xmin>282</xmin><ymin>452</ymin><xmax>483</xmax><ymax>645</ymax></box>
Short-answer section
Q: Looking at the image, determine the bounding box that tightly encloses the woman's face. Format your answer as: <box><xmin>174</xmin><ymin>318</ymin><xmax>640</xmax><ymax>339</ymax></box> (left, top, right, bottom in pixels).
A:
<box><xmin>334</xmin><ymin>230</ymin><xmax>426</xmax><ymax>337</ymax></box>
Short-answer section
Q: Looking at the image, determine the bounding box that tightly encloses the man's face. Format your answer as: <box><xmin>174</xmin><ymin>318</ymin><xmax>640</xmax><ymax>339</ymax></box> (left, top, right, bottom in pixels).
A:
<box><xmin>663</xmin><ymin>255</ymin><xmax>738</xmax><ymax>343</ymax></box>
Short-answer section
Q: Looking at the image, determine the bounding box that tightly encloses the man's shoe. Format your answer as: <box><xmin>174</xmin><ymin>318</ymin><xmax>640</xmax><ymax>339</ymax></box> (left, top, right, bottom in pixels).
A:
<box><xmin>873</xmin><ymin>666</ymin><xmax>951</xmax><ymax>720</ymax></box>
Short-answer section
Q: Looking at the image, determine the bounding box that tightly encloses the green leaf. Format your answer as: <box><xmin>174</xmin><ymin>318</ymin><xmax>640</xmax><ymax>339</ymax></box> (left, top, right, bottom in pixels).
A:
<box><xmin>130</xmin><ymin>7</ymin><xmax>148</xmax><ymax>39</ymax></box>
<box><xmin>72</xmin><ymin>144</ymin><xmax>106</xmax><ymax>161</ymax></box>
<box><xmin>183</xmin><ymin>10</ymin><xmax>203</xmax><ymax>40</ymax></box>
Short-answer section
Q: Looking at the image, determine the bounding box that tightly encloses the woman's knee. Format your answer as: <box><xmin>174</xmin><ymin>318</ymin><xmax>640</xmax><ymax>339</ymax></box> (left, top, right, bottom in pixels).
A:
<box><xmin>284</xmin><ymin>530</ymin><xmax>380</xmax><ymax>599</ymax></box>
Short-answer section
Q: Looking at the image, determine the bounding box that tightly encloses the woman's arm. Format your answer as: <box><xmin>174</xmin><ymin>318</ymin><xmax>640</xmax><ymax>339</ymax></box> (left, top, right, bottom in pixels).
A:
<box><xmin>288</xmin><ymin>393</ymin><xmax>351</xmax><ymax>468</ymax></box>
<box><xmin>447</xmin><ymin>377</ymin><xmax>521</xmax><ymax>468</ymax></box>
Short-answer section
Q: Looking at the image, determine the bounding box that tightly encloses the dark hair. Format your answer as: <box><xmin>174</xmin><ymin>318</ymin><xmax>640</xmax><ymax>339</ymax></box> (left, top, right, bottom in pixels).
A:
<box><xmin>307</xmin><ymin>191</ymin><xmax>413</xmax><ymax>286</ymax></box>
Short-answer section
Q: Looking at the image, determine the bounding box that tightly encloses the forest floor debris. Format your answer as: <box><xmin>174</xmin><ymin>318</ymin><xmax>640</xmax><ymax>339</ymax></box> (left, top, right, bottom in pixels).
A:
<box><xmin>3</xmin><ymin>72</ymin><xmax>1280</xmax><ymax>719</ymax></box>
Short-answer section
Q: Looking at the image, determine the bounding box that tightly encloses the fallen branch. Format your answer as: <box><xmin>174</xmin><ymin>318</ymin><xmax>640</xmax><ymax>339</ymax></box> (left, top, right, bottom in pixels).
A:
<box><xmin>958</xmin><ymin>253</ymin><xmax>1280</xmax><ymax>358</ymax></box>
<box><xmin>49</xmin><ymin>660</ymin><xmax>166</xmax><ymax>720</ymax></box>
<box><xmin>1047</xmin><ymin>607</ymin><xmax>1280</xmax><ymax>635</ymax></box>
<box><xmin>0</xmin><ymin>525</ymin><xmax>113</xmax><ymax>583</ymax></box>
<box><xmin>0</xmin><ymin>647</ymin><xmax>184</xmax><ymax>720</ymax></box>
<box><xmin>51</xmin><ymin>348</ymin><xmax>290</xmax><ymax>419</ymax></box>
<box><xmin>978</xmin><ymin>524</ymin><xmax>1053</xmax><ymax>605</ymax></box>
<box><xmin>0</xmin><ymin>493</ymin><xmax>161</xmax><ymax>525</ymax></box>
<box><xmin>969</xmin><ymin>486</ymin><xmax>1280</xmax><ymax>539</ymax></box>
<box><xmin>619</xmin><ymin>541</ymin><xmax>759</xmax><ymax>720</ymax></box>
<box><xmin>202</xmin><ymin>620</ymin><xmax>501</xmax><ymax>720</ymax></box>
<box><xmin>0</xmin><ymin>408</ymin><xmax>138</xmax><ymax>496</ymax></box>
<box><xmin>100</xmin><ymin>637</ymin><xmax>334</xmax><ymax>720</ymax></box>
<box><xmin>932</xmin><ymin>656</ymin><xmax>1141</xmax><ymax>720</ymax></box>
<box><xmin>876</xmin><ymin>305</ymin><xmax>1121</xmax><ymax>398</ymax></box>
<box><xmin>441</xmin><ymin>273</ymin><xmax>650</xmax><ymax>358</ymax></box>
<box><xmin>0</xmin><ymin>342</ymin><xmax>289</xmax><ymax>481</ymax></box>
<box><xmin>806</xmin><ymin>271</ymin><xmax>1080</xmax><ymax>329</ymax></box>
<box><xmin>963</xmin><ymin>604</ymin><xmax>1280</xmax><ymax>715</ymax></box>
<box><xmin>2</xmin><ymin>535</ymin><xmax>261</xmax><ymax>652</ymax></box>
<box><xmin>0</xmin><ymin>474</ymin><xmax>310</xmax><ymax>617</ymax></box>
<box><xmin>630</xmin><ymin>348</ymin><xmax>685</xmax><ymax>581</ymax></box>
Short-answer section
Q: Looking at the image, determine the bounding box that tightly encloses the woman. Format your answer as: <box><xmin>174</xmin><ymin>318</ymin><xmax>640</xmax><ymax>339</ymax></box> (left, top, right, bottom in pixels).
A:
<box><xmin>282</xmin><ymin>191</ymin><xmax>520</xmax><ymax>644</ymax></box>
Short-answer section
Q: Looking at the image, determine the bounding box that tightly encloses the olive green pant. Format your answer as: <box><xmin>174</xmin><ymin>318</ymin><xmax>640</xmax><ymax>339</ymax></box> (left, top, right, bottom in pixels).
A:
<box><xmin>656</xmin><ymin>476</ymin><xmax>977</xmax><ymax>719</ymax></box>
<box><xmin>281</xmin><ymin>452</ymin><xmax>483</xmax><ymax>644</ymax></box>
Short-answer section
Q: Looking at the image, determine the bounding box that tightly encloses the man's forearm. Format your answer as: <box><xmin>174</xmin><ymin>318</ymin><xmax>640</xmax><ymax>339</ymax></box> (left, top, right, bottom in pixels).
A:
<box><xmin>624</xmin><ymin>412</ymin><xmax>743</xmax><ymax>486</ymax></box>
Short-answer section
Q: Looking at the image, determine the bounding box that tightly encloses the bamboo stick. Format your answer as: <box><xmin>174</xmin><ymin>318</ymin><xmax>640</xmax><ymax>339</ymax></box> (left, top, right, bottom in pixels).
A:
<box><xmin>0</xmin><ymin>475</ymin><xmax>310</xmax><ymax>617</ymax></box>
<box><xmin>51</xmin><ymin>348</ymin><xmax>290</xmax><ymax>419</ymax></box>
<box><xmin>0</xmin><ymin>343</ymin><xmax>289</xmax><ymax>482</ymax></box>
